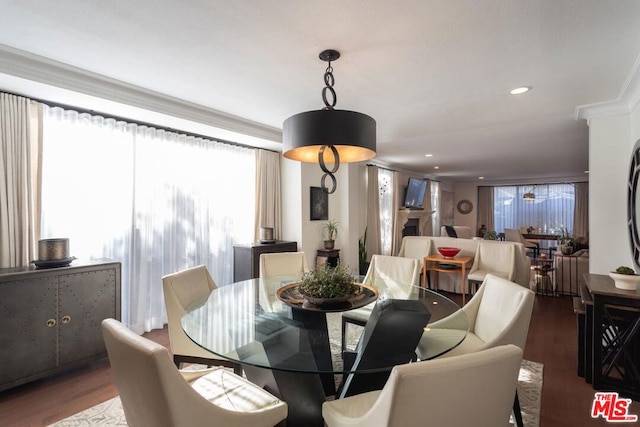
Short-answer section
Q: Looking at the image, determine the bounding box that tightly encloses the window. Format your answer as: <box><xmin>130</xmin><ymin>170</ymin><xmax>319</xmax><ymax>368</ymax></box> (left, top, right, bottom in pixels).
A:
<box><xmin>40</xmin><ymin>106</ymin><xmax>256</xmax><ymax>333</ymax></box>
<box><xmin>378</xmin><ymin>168</ymin><xmax>393</xmax><ymax>255</ymax></box>
<box><xmin>493</xmin><ymin>184</ymin><xmax>575</xmax><ymax>234</ymax></box>
<box><xmin>430</xmin><ymin>180</ymin><xmax>440</xmax><ymax>236</ymax></box>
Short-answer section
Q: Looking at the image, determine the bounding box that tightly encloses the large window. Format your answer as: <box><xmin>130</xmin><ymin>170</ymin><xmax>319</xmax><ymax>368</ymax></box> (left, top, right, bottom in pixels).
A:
<box><xmin>493</xmin><ymin>184</ymin><xmax>575</xmax><ymax>234</ymax></box>
<box><xmin>40</xmin><ymin>106</ymin><xmax>256</xmax><ymax>333</ymax></box>
<box><xmin>378</xmin><ymin>168</ymin><xmax>394</xmax><ymax>255</ymax></box>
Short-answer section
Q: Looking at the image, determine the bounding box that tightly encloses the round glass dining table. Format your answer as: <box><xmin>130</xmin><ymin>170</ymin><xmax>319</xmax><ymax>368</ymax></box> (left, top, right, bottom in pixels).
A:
<box><xmin>182</xmin><ymin>275</ymin><xmax>468</xmax><ymax>427</ymax></box>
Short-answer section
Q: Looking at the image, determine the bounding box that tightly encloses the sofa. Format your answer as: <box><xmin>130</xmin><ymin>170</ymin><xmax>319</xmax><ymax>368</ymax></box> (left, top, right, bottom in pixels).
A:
<box><xmin>397</xmin><ymin>236</ymin><xmax>531</xmax><ymax>294</ymax></box>
<box><xmin>554</xmin><ymin>249</ymin><xmax>589</xmax><ymax>294</ymax></box>
<box><xmin>439</xmin><ymin>226</ymin><xmax>473</xmax><ymax>239</ymax></box>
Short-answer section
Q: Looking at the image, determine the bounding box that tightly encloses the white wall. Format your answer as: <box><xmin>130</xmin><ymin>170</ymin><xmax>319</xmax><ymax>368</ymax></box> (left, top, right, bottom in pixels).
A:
<box><xmin>588</xmin><ymin>109</ymin><xmax>636</xmax><ymax>273</ymax></box>
<box><xmin>281</xmin><ymin>159</ymin><xmax>365</xmax><ymax>272</ymax></box>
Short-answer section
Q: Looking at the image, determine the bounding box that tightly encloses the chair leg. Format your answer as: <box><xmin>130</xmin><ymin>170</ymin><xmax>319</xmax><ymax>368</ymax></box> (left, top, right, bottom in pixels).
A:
<box><xmin>513</xmin><ymin>390</ymin><xmax>524</xmax><ymax>427</ymax></box>
<box><xmin>341</xmin><ymin>316</ymin><xmax>348</xmax><ymax>354</ymax></box>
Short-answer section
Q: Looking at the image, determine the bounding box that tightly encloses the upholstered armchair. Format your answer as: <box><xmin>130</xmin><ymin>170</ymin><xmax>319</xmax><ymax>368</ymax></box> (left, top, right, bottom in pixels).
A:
<box><xmin>102</xmin><ymin>318</ymin><xmax>287</xmax><ymax>427</ymax></box>
<box><xmin>467</xmin><ymin>241</ymin><xmax>517</xmax><ymax>292</ymax></box>
<box><xmin>341</xmin><ymin>255</ymin><xmax>420</xmax><ymax>352</ymax></box>
<box><xmin>417</xmin><ymin>274</ymin><xmax>534</xmax><ymax>426</ymax></box>
<box><xmin>162</xmin><ymin>265</ymin><xmax>242</xmax><ymax>374</ymax></box>
<box><xmin>257</xmin><ymin>251</ymin><xmax>308</xmax><ymax>312</ymax></box>
<box><xmin>418</xmin><ymin>274</ymin><xmax>535</xmax><ymax>359</ymax></box>
<box><xmin>259</xmin><ymin>251</ymin><xmax>309</xmax><ymax>277</ymax></box>
<box><xmin>505</xmin><ymin>228</ymin><xmax>539</xmax><ymax>258</ymax></box>
<box><xmin>322</xmin><ymin>345</ymin><xmax>523</xmax><ymax>427</ymax></box>
<box><xmin>396</xmin><ymin>236</ymin><xmax>433</xmax><ymax>269</ymax></box>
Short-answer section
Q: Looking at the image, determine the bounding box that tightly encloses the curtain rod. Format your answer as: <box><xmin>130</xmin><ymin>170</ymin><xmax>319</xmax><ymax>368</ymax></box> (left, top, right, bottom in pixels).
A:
<box><xmin>1</xmin><ymin>90</ymin><xmax>278</xmax><ymax>153</ymax></box>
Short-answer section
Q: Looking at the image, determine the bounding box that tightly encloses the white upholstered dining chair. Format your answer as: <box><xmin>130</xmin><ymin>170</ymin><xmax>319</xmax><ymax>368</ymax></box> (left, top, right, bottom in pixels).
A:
<box><xmin>418</xmin><ymin>273</ymin><xmax>535</xmax><ymax>427</ymax></box>
<box><xmin>322</xmin><ymin>344</ymin><xmax>523</xmax><ymax>427</ymax></box>
<box><xmin>467</xmin><ymin>241</ymin><xmax>516</xmax><ymax>293</ymax></box>
<box><xmin>258</xmin><ymin>251</ymin><xmax>309</xmax><ymax>312</ymax></box>
<box><xmin>259</xmin><ymin>251</ymin><xmax>309</xmax><ymax>277</ymax></box>
<box><xmin>162</xmin><ymin>265</ymin><xmax>242</xmax><ymax>374</ymax></box>
<box><xmin>341</xmin><ymin>255</ymin><xmax>420</xmax><ymax>352</ymax></box>
<box><xmin>102</xmin><ymin>318</ymin><xmax>287</xmax><ymax>427</ymax></box>
<box><xmin>505</xmin><ymin>228</ymin><xmax>539</xmax><ymax>258</ymax></box>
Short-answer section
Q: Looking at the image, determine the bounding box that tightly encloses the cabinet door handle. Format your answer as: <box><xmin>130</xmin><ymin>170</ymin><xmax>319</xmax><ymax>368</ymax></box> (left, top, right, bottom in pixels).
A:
<box><xmin>61</xmin><ymin>315</ymin><xmax>72</xmax><ymax>324</ymax></box>
<box><xmin>46</xmin><ymin>318</ymin><xmax>56</xmax><ymax>327</ymax></box>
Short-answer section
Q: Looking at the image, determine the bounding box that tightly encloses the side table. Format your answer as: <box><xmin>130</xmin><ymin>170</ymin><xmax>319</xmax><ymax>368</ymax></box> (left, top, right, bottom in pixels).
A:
<box><xmin>422</xmin><ymin>254</ymin><xmax>473</xmax><ymax>304</ymax></box>
<box><xmin>316</xmin><ymin>249</ymin><xmax>340</xmax><ymax>268</ymax></box>
<box><xmin>531</xmin><ymin>257</ymin><xmax>555</xmax><ymax>296</ymax></box>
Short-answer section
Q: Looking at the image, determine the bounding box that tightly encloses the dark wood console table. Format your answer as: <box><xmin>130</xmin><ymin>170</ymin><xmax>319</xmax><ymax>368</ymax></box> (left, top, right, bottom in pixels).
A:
<box><xmin>585</xmin><ymin>274</ymin><xmax>640</xmax><ymax>401</ymax></box>
<box><xmin>233</xmin><ymin>240</ymin><xmax>297</xmax><ymax>282</ymax></box>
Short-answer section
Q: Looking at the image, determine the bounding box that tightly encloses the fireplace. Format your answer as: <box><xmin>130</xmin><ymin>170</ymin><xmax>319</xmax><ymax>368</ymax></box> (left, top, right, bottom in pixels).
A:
<box><xmin>402</xmin><ymin>218</ymin><xmax>419</xmax><ymax>237</ymax></box>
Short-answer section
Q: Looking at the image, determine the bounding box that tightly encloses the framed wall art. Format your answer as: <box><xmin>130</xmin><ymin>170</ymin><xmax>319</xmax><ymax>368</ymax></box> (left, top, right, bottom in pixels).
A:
<box><xmin>310</xmin><ymin>187</ymin><xmax>328</xmax><ymax>221</ymax></box>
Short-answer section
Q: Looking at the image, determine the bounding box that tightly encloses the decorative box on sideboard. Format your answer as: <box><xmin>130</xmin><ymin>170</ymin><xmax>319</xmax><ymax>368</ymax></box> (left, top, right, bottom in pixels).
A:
<box><xmin>0</xmin><ymin>259</ymin><xmax>121</xmax><ymax>392</ymax></box>
<box><xmin>233</xmin><ymin>241</ymin><xmax>297</xmax><ymax>282</ymax></box>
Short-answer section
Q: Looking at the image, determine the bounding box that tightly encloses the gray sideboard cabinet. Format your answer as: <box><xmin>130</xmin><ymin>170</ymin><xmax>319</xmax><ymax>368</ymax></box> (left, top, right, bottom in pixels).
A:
<box><xmin>0</xmin><ymin>259</ymin><xmax>121</xmax><ymax>392</ymax></box>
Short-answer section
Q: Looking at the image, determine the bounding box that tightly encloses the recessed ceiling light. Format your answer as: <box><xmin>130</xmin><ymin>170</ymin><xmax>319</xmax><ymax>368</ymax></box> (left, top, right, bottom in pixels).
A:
<box><xmin>434</xmin><ymin>166</ymin><xmax>440</xmax><ymax>169</ymax></box>
<box><xmin>510</xmin><ymin>86</ymin><xmax>532</xmax><ymax>95</ymax></box>
<box><xmin>479</xmin><ymin>176</ymin><xmax>485</xmax><ymax>180</ymax></box>
<box><xmin>425</xmin><ymin>153</ymin><xmax>433</xmax><ymax>157</ymax></box>
<box><xmin>584</xmin><ymin>170</ymin><xmax>590</xmax><ymax>174</ymax></box>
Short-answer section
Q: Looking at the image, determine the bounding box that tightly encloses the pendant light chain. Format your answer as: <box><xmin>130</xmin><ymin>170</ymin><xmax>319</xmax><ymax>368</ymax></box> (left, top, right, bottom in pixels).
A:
<box><xmin>282</xmin><ymin>48</ymin><xmax>376</xmax><ymax>196</ymax></box>
<box><xmin>322</xmin><ymin>62</ymin><xmax>337</xmax><ymax>110</ymax></box>
<box><xmin>320</xmin><ymin>60</ymin><xmax>339</xmax><ymax>193</ymax></box>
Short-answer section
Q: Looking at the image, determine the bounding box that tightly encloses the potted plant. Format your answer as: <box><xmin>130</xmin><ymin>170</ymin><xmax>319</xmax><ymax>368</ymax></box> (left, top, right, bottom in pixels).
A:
<box><xmin>609</xmin><ymin>265</ymin><xmax>640</xmax><ymax>290</ymax></box>
<box><xmin>483</xmin><ymin>230</ymin><xmax>499</xmax><ymax>240</ymax></box>
<box><xmin>557</xmin><ymin>227</ymin><xmax>575</xmax><ymax>255</ymax></box>
<box><xmin>298</xmin><ymin>263</ymin><xmax>358</xmax><ymax>305</ymax></box>
<box><xmin>358</xmin><ymin>227</ymin><xmax>369</xmax><ymax>275</ymax></box>
<box><xmin>321</xmin><ymin>219</ymin><xmax>339</xmax><ymax>250</ymax></box>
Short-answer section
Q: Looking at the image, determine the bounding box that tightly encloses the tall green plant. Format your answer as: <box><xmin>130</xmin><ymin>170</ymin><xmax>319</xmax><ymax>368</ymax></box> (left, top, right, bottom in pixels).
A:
<box><xmin>358</xmin><ymin>227</ymin><xmax>368</xmax><ymax>263</ymax></box>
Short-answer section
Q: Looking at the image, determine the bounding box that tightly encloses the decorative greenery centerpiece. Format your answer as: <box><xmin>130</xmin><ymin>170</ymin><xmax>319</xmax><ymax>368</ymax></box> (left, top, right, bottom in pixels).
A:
<box><xmin>298</xmin><ymin>263</ymin><xmax>358</xmax><ymax>304</ymax></box>
<box><xmin>609</xmin><ymin>265</ymin><xmax>640</xmax><ymax>290</ymax></box>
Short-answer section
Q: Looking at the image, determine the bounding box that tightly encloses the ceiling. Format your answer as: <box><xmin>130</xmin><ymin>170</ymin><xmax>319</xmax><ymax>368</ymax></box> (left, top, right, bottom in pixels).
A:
<box><xmin>1</xmin><ymin>0</ymin><xmax>640</xmax><ymax>182</ymax></box>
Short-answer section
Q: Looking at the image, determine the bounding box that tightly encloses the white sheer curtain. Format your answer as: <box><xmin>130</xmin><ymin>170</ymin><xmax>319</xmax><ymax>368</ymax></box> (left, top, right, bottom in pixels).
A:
<box><xmin>0</xmin><ymin>93</ymin><xmax>42</xmax><ymax>268</ymax></box>
<box><xmin>254</xmin><ymin>149</ymin><xmax>282</xmax><ymax>241</ymax></box>
<box><xmin>41</xmin><ymin>106</ymin><xmax>256</xmax><ymax>334</ymax></box>
<box><xmin>366</xmin><ymin>165</ymin><xmax>381</xmax><ymax>258</ymax></box>
<box><xmin>493</xmin><ymin>183</ymin><xmax>575</xmax><ymax>234</ymax></box>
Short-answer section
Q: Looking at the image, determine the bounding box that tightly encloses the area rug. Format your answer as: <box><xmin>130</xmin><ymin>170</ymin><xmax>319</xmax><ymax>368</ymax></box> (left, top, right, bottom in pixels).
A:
<box><xmin>50</xmin><ymin>313</ymin><xmax>543</xmax><ymax>426</ymax></box>
<box><xmin>49</xmin><ymin>360</ymin><xmax>542</xmax><ymax>427</ymax></box>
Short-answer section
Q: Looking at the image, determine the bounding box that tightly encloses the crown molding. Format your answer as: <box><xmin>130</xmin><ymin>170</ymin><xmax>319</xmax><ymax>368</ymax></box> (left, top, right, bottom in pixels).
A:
<box><xmin>0</xmin><ymin>44</ymin><xmax>282</xmax><ymax>143</ymax></box>
<box><xmin>575</xmin><ymin>53</ymin><xmax>640</xmax><ymax>123</ymax></box>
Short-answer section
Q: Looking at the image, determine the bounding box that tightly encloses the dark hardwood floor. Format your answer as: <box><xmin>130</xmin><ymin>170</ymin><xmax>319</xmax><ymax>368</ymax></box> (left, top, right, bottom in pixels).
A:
<box><xmin>0</xmin><ymin>293</ymin><xmax>638</xmax><ymax>426</ymax></box>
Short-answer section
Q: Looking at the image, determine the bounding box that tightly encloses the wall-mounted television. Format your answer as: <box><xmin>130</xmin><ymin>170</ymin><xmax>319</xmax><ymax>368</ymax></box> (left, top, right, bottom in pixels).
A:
<box><xmin>403</xmin><ymin>177</ymin><xmax>427</xmax><ymax>209</ymax></box>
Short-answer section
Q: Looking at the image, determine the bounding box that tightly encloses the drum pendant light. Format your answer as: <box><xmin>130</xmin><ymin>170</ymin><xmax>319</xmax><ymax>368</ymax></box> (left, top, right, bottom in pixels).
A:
<box><xmin>283</xmin><ymin>49</ymin><xmax>376</xmax><ymax>194</ymax></box>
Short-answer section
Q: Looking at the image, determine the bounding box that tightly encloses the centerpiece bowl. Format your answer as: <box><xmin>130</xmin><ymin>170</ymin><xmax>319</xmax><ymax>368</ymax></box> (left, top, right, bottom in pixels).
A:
<box><xmin>437</xmin><ymin>246</ymin><xmax>461</xmax><ymax>259</ymax></box>
<box><xmin>297</xmin><ymin>263</ymin><xmax>359</xmax><ymax>307</ymax></box>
